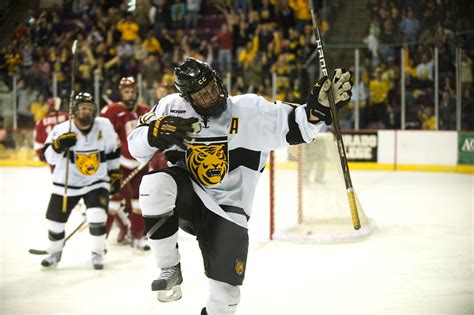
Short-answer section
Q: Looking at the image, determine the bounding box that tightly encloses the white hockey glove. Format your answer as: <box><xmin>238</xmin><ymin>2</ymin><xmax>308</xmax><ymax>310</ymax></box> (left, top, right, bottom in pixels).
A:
<box><xmin>306</xmin><ymin>68</ymin><xmax>353</xmax><ymax>125</ymax></box>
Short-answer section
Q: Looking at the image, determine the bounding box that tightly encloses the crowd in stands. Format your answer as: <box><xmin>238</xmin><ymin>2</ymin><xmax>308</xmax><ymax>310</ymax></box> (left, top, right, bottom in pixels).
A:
<box><xmin>363</xmin><ymin>0</ymin><xmax>473</xmax><ymax>130</ymax></box>
<box><xmin>0</xmin><ymin>0</ymin><xmax>336</xmax><ymax>132</ymax></box>
<box><xmin>0</xmin><ymin>0</ymin><xmax>472</xmax><ymax>138</ymax></box>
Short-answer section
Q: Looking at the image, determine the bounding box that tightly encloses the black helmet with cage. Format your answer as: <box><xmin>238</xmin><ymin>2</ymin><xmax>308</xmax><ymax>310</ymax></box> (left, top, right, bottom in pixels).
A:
<box><xmin>73</xmin><ymin>92</ymin><xmax>97</xmax><ymax>125</ymax></box>
<box><xmin>174</xmin><ymin>58</ymin><xmax>228</xmax><ymax>117</ymax></box>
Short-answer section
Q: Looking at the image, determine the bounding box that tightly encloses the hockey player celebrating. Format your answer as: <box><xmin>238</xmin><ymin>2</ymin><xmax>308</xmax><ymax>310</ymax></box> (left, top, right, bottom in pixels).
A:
<box><xmin>41</xmin><ymin>92</ymin><xmax>121</xmax><ymax>270</ymax></box>
<box><xmin>33</xmin><ymin>97</ymin><xmax>68</xmax><ymax>163</ymax></box>
<box><xmin>127</xmin><ymin>58</ymin><xmax>352</xmax><ymax>314</ymax></box>
<box><xmin>100</xmin><ymin>77</ymin><xmax>151</xmax><ymax>250</ymax></box>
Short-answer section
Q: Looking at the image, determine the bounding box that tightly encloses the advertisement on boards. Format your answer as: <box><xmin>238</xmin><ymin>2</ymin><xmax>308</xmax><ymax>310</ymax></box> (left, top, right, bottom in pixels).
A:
<box><xmin>342</xmin><ymin>132</ymin><xmax>378</xmax><ymax>162</ymax></box>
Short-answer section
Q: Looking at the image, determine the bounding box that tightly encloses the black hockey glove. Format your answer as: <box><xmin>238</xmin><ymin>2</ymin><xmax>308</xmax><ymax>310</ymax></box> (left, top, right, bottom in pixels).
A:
<box><xmin>109</xmin><ymin>169</ymin><xmax>123</xmax><ymax>195</ymax></box>
<box><xmin>52</xmin><ymin>132</ymin><xmax>77</xmax><ymax>153</ymax></box>
<box><xmin>147</xmin><ymin>115</ymin><xmax>200</xmax><ymax>151</ymax></box>
<box><xmin>306</xmin><ymin>68</ymin><xmax>353</xmax><ymax>125</ymax></box>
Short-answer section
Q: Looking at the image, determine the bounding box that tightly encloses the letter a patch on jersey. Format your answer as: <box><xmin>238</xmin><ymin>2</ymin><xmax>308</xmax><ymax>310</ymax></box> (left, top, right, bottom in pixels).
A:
<box><xmin>186</xmin><ymin>137</ymin><xmax>228</xmax><ymax>187</ymax></box>
<box><xmin>75</xmin><ymin>151</ymin><xmax>100</xmax><ymax>176</ymax></box>
<box><xmin>229</xmin><ymin>117</ymin><xmax>239</xmax><ymax>134</ymax></box>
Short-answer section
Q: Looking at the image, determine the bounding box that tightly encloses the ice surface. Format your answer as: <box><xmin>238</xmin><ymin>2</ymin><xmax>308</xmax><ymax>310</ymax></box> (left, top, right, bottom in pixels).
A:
<box><xmin>0</xmin><ymin>167</ymin><xmax>472</xmax><ymax>314</ymax></box>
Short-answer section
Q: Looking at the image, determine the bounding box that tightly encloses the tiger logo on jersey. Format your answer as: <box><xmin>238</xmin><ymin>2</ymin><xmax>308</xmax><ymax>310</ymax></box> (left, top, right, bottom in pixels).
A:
<box><xmin>75</xmin><ymin>151</ymin><xmax>100</xmax><ymax>176</ymax></box>
<box><xmin>186</xmin><ymin>138</ymin><xmax>228</xmax><ymax>187</ymax></box>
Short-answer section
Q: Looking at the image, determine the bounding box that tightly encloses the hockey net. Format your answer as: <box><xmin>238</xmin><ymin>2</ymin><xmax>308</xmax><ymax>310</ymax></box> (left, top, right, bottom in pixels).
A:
<box><xmin>269</xmin><ymin>132</ymin><xmax>376</xmax><ymax>242</ymax></box>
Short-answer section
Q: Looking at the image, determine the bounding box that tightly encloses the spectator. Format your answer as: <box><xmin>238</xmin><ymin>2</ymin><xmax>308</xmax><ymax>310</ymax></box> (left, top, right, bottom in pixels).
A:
<box><xmin>134</xmin><ymin>0</ymin><xmax>152</xmax><ymax>37</ymax></box>
<box><xmin>439</xmin><ymin>91</ymin><xmax>456</xmax><ymax>130</ymax></box>
<box><xmin>5</xmin><ymin>46</ymin><xmax>21</xmax><ymax>77</ymax></box>
<box><xmin>170</xmin><ymin>0</ymin><xmax>186</xmax><ymax>29</ymax></box>
<box><xmin>183</xmin><ymin>29</ymin><xmax>201</xmax><ymax>52</ymax></box>
<box><xmin>143</xmin><ymin>30</ymin><xmax>163</xmax><ymax>56</ymax></box>
<box><xmin>258</xmin><ymin>0</ymin><xmax>276</xmax><ymax>24</ymax></box>
<box><xmin>289</xmin><ymin>0</ymin><xmax>312</xmax><ymax>34</ymax></box>
<box><xmin>86</xmin><ymin>25</ymin><xmax>105</xmax><ymax>45</ymax></box>
<box><xmin>0</xmin><ymin>80</ymin><xmax>13</xmax><ymax>129</ymax></box>
<box><xmin>418</xmin><ymin>106</ymin><xmax>435</xmax><ymax>130</ymax></box>
<box><xmin>365</xmin><ymin>23</ymin><xmax>380</xmax><ymax>67</ymax></box>
<box><xmin>399</xmin><ymin>8</ymin><xmax>420</xmax><ymax>44</ymax></box>
<box><xmin>212</xmin><ymin>23</ymin><xmax>233</xmax><ymax>74</ymax></box>
<box><xmin>150</xmin><ymin>0</ymin><xmax>170</xmax><ymax>36</ymax></box>
<box><xmin>369</xmin><ymin>68</ymin><xmax>389</xmax><ymax>127</ymax></box>
<box><xmin>185</xmin><ymin>0</ymin><xmax>201</xmax><ymax>28</ymax></box>
<box><xmin>415</xmin><ymin>53</ymin><xmax>433</xmax><ymax>88</ymax></box>
<box><xmin>234</xmin><ymin>0</ymin><xmax>249</xmax><ymax>14</ymax></box>
<box><xmin>461</xmin><ymin>88</ymin><xmax>473</xmax><ymax>130</ymax></box>
<box><xmin>17</xmin><ymin>83</ymin><xmax>38</xmax><ymax>128</ymax></box>
<box><xmin>461</xmin><ymin>51</ymin><xmax>472</xmax><ymax>93</ymax></box>
<box><xmin>153</xmin><ymin>82</ymin><xmax>173</xmax><ymax>104</ymax></box>
<box><xmin>349</xmin><ymin>79</ymin><xmax>368</xmax><ymax>128</ymax></box>
<box><xmin>116</xmin><ymin>14</ymin><xmax>140</xmax><ymax>43</ymax></box>
<box><xmin>275</xmin><ymin>2</ymin><xmax>295</xmax><ymax>38</ymax></box>
<box><xmin>30</xmin><ymin>94</ymin><xmax>49</xmax><ymax>122</ymax></box>
<box><xmin>440</xmin><ymin>74</ymin><xmax>456</xmax><ymax>99</ymax></box>
<box><xmin>379</xmin><ymin>18</ymin><xmax>397</xmax><ymax>60</ymax></box>
<box><xmin>116</xmin><ymin>39</ymin><xmax>134</xmax><ymax>58</ymax></box>
<box><xmin>142</xmin><ymin>55</ymin><xmax>162</xmax><ymax>96</ymax></box>
<box><xmin>0</xmin><ymin>116</ymin><xmax>16</xmax><ymax>149</ymax></box>
<box><xmin>238</xmin><ymin>41</ymin><xmax>257</xmax><ymax>71</ymax></box>
<box><xmin>20</xmin><ymin>41</ymin><xmax>34</xmax><ymax>69</ymax></box>
<box><xmin>103</xmin><ymin>7</ymin><xmax>121</xmax><ymax>31</ymax></box>
<box><xmin>133</xmin><ymin>37</ymin><xmax>149</xmax><ymax>62</ymax></box>
<box><xmin>0</xmin><ymin>48</ymin><xmax>7</xmax><ymax>84</ymax></box>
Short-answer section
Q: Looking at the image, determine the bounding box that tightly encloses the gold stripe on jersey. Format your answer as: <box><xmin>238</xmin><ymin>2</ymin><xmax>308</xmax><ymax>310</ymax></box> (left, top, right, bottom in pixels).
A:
<box><xmin>138</xmin><ymin>112</ymin><xmax>155</xmax><ymax>126</ymax></box>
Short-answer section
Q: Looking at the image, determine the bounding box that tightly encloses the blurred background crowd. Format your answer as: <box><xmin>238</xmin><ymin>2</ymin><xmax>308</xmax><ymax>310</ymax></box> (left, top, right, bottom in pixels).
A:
<box><xmin>0</xmin><ymin>0</ymin><xmax>472</xmax><ymax>152</ymax></box>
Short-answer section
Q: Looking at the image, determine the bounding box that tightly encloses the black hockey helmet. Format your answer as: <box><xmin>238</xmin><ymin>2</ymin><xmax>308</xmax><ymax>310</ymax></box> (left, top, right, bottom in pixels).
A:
<box><xmin>72</xmin><ymin>92</ymin><xmax>97</xmax><ymax>120</ymax></box>
<box><xmin>174</xmin><ymin>58</ymin><xmax>228</xmax><ymax>117</ymax></box>
<box><xmin>73</xmin><ymin>92</ymin><xmax>96</xmax><ymax>111</ymax></box>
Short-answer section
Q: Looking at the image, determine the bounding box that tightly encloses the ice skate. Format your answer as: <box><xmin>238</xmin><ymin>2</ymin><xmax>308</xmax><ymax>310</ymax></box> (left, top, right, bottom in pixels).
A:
<box><xmin>152</xmin><ymin>263</ymin><xmax>183</xmax><ymax>302</ymax></box>
<box><xmin>41</xmin><ymin>252</ymin><xmax>62</xmax><ymax>268</ymax></box>
<box><xmin>132</xmin><ymin>237</ymin><xmax>150</xmax><ymax>251</ymax></box>
<box><xmin>91</xmin><ymin>252</ymin><xmax>104</xmax><ymax>270</ymax></box>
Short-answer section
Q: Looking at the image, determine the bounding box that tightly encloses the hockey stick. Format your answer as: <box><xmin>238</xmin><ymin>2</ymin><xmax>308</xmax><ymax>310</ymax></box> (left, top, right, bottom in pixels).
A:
<box><xmin>28</xmin><ymin>163</ymin><xmax>148</xmax><ymax>255</ymax></box>
<box><xmin>308</xmin><ymin>0</ymin><xmax>361</xmax><ymax>230</ymax></box>
<box><xmin>62</xmin><ymin>40</ymin><xmax>78</xmax><ymax>213</ymax></box>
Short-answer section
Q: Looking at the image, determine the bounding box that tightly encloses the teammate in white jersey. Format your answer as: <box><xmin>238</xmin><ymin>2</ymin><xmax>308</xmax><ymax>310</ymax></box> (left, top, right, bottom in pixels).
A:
<box><xmin>127</xmin><ymin>58</ymin><xmax>353</xmax><ymax>314</ymax></box>
<box><xmin>41</xmin><ymin>92</ymin><xmax>122</xmax><ymax>270</ymax></box>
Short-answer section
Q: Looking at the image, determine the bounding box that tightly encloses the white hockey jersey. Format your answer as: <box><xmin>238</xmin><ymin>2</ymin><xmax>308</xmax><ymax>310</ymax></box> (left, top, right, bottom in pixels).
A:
<box><xmin>44</xmin><ymin>117</ymin><xmax>121</xmax><ymax>196</ymax></box>
<box><xmin>128</xmin><ymin>93</ymin><xmax>324</xmax><ymax>228</ymax></box>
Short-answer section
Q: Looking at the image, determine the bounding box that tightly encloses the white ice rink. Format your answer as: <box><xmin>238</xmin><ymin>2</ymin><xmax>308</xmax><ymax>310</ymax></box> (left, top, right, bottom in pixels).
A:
<box><xmin>0</xmin><ymin>166</ymin><xmax>472</xmax><ymax>315</ymax></box>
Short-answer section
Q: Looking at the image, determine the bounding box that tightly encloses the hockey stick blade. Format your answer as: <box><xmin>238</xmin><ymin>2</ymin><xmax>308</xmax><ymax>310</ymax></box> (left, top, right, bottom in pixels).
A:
<box><xmin>28</xmin><ymin>248</ymin><xmax>48</xmax><ymax>255</ymax></box>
